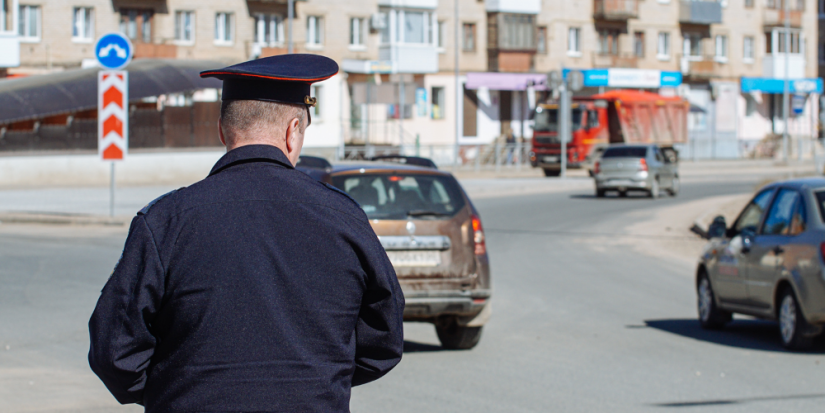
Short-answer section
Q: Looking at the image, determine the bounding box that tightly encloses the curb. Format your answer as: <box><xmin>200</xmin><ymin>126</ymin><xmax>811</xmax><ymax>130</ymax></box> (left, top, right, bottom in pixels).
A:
<box><xmin>0</xmin><ymin>212</ymin><xmax>130</xmax><ymax>226</ymax></box>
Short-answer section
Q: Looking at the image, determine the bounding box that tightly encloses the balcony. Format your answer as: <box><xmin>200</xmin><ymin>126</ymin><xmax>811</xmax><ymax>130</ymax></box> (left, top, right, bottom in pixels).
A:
<box><xmin>679</xmin><ymin>1</ymin><xmax>722</xmax><ymax>25</ymax></box>
<box><xmin>679</xmin><ymin>54</ymin><xmax>719</xmax><ymax>78</ymax></box>
<box><xmin>485</xmin><ymin>0</ymin><xmax>541</xmax><ymax>14</ymax></box>
<box><xmin>763</xmin><ymin>9</ymin><xmax>803</xmax><ymax>28</ymax></box>
<box><xmin>594</xmin><ymin>0</ymin><xmax>639</xmax><ymax>21</ymax></box>
<box><xmin>378</xmin><ymin>0</ymin><xmax>437</xmax><ymax>8</ymax></box>
<box><xmin>0</xmin><ymin>32</ymin><xmax>20</xmax><ymax>68</ymax></box>
<box><xmin>378</xmin><ymin>44</ymin><xmax>438</xmax><ymax>74</ymax></box>
<box><xmin>763</xmin><ymin>53</ymin><xmax>806</xmax><ymax>79</ymax></box>
<box><xmin>592</xmin><ymin>52</ymin><xmax>638</xmax><ymax>69</ymax></box>
<box><xmin>133</xmin><ymin>43</ymin><xmax>177</xmax><ymax>59</ymax></box>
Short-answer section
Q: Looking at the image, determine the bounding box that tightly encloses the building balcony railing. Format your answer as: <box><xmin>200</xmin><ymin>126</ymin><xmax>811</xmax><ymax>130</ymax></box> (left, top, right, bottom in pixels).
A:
<box><xmin>679</xmin><ymin>0</ymin><xmax>722</xmax><ymax>25</ymax></box>
<box><xmin>593</xmin><ymin>0</ymin><xmax>639</xmax><ymax>21</ymax></box>
<box><xmin>678</xmin><ymin>54</ymin><xmax>721</xmax><ymax>78</ymax></box>
<box><xmin>591</xmin><ymin>52</ymin><xmax>638</xmax><ymax>69</ymax></box>
<box><xmin>763</xmin><ymin>9</ymin><xmax>803</xmax><ymax>27</ymax></box>
<box><xmin>133</xmin><ymin>43</ymin><xmax>177</xmax><ymax>59</ymax></box>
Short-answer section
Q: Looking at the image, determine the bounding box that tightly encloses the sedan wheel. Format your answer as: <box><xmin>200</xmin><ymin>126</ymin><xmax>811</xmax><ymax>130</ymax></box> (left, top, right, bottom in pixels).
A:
<box><xmin>779</xmin><ymin>289</ymin><xmax>814</xmax><ymax>350</ymax></box>
<box><xmin>436</xmin><ymin>318</ymin><xmax>483</xmax><ymax>350</ymax></box>
<box><xmin>698</xmin><ymin>275</ymin><xmax>731</xmax><ymax>329</ymax></box>
<box><xmin>668</xmin><ymin>176</ymin><xmax>680</xmax><ymax>197</ymax></box>
<box><xmin>649</xmin><ymin>179</ymin><xmax>659</xmax><ymax>199</ymax></box>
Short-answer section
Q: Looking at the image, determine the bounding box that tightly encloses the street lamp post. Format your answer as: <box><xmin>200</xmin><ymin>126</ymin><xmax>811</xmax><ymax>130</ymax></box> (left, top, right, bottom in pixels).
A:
<box><xmin>782</xmin><ymin>0</ymin><xmax>790</xmax><ymax>162</ymax></box>
<box><xmin>288</xmin><ymin>0</ymin><xmax>294</xmax><ymax>54</ymax></box>
<box><xmin>454</xmin><ymin>0</ymin><xmax>460</xmax><ymax>169</ymax></box>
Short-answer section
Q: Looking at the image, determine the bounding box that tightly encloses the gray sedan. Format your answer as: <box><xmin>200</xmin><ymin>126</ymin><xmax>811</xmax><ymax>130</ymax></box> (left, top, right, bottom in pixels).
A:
<box><xmin>697</xmin><ymin>178</ymin><xmax>825</xmax><ymax>350</ymax></box>
<box><xmin>593</xmin><ymin>144</ymin><xmax>679</xmax><ymax>199</ymax></box>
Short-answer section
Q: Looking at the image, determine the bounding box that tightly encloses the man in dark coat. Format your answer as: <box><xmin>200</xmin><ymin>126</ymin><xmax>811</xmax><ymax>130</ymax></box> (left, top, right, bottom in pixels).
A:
<box><xmin>88</xmin><ymin>54</ymin><xmax>405</xmax><ymax>412</ymax></box>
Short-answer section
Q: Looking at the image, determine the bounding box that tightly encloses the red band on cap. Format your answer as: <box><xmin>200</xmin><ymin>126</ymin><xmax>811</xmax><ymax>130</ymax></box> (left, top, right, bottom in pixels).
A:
<box><xmin>200</xmin><ymin>71</ymin><xmax>336</xmax><ymax>82</ymax></box>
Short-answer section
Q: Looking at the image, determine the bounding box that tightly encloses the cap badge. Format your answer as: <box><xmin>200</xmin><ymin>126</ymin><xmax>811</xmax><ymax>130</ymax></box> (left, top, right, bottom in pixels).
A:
<box><xmin>304</xmin><ymin>96</ymin><xmax>317</xmax><ymax>107</ymax></box>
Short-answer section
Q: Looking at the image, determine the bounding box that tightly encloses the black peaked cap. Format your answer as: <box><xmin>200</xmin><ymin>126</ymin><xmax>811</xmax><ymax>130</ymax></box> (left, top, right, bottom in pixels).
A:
<box><xmin>200</xmin><ymin>54</ymin><xmax>339</xmax><ymax>107</ymax></box>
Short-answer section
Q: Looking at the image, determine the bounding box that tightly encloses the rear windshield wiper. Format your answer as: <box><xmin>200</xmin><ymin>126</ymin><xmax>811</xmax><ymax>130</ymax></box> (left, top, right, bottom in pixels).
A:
<box><xmin>407</xmin><ymin>210</ymin><xmax>449</xmax><ymax>217</ymax></box>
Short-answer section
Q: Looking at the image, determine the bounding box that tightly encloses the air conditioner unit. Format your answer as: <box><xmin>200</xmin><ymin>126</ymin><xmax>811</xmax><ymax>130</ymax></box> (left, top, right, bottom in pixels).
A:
<box><xmin>370</xmin><ymin>13</ymin><xmax>387</xmax><ymax>30</ymax></box>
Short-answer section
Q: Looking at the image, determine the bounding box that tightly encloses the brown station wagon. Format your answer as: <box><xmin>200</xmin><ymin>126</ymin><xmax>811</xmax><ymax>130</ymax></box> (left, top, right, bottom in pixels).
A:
<box><xmin>299</xmin><ymin>157</ymin><xmax>492</xmax><ymax>349</ymax></box>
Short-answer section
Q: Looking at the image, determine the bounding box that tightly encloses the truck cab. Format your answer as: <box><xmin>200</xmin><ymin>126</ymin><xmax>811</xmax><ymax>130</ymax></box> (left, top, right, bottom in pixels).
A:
<box><xmin>528</xmin><ymin>101</ymin><xmax>608</xmax><ymax>177</ymax></box>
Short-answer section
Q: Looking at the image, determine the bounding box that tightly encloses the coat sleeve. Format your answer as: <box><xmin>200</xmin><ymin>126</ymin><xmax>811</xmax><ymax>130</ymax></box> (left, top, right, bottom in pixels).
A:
<box><xmin>350</xmin><ymin>220</ymin><xmax>405</xmax><ymax>386</ymax></box>
<box><xmin>88</xmin><ymin>215</ymin><xmax>165</xmax><ymax>405</ymax></box>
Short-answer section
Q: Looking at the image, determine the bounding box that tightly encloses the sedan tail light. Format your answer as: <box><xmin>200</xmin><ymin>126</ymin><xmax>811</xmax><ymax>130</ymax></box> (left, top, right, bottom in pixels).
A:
<box><xmin>639</xmin><ymin>158</ymin><xmax>648</xmax><ymax>172</ymax></box>
<box><xmin>594</xmin><ymin>161</ymin><xmax>600</xmax><ymax>175</ymax></box>
<box><xmin>471</xmin><ymin>215</ymin><xmax>486</xmax><ymax>256</ymax></box>
<box><xmin>820</xmin><ymin>242</ymin><xmax>825</xmax><ymax>261</ymax></box>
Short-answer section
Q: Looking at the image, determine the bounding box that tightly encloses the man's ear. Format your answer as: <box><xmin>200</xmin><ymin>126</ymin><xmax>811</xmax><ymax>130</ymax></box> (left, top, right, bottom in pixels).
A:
<box><xmin>218</xmin><ymin>119</ymin><xmax>226</xmax><ymax>147</ymax></box>
<box><xmin>284</xmin><ymin>116</ymin><xmax>302</xmax><ymax>165</ymax></box>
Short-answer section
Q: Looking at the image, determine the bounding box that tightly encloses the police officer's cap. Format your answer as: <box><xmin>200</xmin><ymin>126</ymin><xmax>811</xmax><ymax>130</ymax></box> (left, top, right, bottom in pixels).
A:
<box><xmin>200</xmin><ymin>54</ymin><xmax>338</xmax><ymax>125</ymax></box>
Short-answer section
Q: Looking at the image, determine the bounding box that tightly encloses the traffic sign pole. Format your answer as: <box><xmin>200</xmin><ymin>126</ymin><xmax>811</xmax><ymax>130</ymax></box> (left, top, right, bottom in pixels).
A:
<box><xmin>110</xmin><ymin>162</ymin><xmax>115</xmax><ymax>217</ymax></box>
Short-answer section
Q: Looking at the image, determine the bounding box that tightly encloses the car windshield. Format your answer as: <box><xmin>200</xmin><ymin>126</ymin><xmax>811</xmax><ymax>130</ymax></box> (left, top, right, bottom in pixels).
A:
<box><xmin>534</xmin><ymin>107</ymin><xmax>582</xmax><ymax>133</ymax></box>
<box><xmin>602</xmin><ymin>147</ymin><xmax>648</xmax><ymax>158</ymax></box>
<box><xmin>331</xmin><ymin>173</ymin><xmax>466</xmax><ymax>220</ymax></box>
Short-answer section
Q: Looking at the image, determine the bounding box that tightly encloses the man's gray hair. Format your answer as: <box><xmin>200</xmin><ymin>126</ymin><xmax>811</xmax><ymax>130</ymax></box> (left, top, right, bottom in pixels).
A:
<box><xmin>220</xmin><ymin>100</ymin><xmax>305</xmax><ymax>143</ymax></box>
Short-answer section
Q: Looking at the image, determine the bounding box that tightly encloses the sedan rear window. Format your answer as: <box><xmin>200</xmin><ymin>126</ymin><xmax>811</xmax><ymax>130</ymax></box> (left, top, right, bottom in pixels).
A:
<box><xmin>602</xmin><ymin>147</ymin><xmax>648</xmax><ymax>158</ymax></box>
<box><xmin>815</xmin><ymin>192</ymin><xmax>825</xmax><ymax>223</ymax></box>
<box><xmin>331</xmin><ymin>173</ymin><xmax>466</xmax><ymax>220</ymax></box>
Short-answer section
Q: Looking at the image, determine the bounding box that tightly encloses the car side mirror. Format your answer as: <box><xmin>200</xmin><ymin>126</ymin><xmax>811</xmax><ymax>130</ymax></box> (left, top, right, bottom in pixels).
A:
<box><xmin>740</xmin><ymin>228</ymin><xmax>755</xmax><ymax>254</ymax></box>
<box><xmin>707</xmin><ymin>216</ymin><xmax>727</xmax><ymax>239</ymax></box>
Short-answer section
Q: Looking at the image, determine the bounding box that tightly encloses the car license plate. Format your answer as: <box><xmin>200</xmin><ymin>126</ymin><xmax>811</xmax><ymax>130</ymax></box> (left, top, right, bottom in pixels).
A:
<box><xmin>386</xmin><ymin>251</ymin><xmax>441</xmax><ymax>267</ymax></box>
<box><xmin>543</xmin><ymin>156</ymin><xmax>559</xmax><ymax>163</ymax></box>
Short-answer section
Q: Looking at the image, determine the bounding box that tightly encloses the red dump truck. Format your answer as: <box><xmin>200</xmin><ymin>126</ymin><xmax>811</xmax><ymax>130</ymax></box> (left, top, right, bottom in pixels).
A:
<box><xmin>529</xmin><ymin>90</ymin><xmax>689</xmax><ymax>177</ymax></box>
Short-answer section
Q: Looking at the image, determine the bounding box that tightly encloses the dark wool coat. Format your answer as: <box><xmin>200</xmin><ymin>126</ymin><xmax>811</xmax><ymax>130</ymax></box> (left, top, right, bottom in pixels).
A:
<box><xmin>89</xmin><ymin>144</ymin><xmax>404</xmax><ymax>413</ymax></box>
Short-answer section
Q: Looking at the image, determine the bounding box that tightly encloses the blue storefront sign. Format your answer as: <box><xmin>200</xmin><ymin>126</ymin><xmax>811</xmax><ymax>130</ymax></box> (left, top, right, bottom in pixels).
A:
<box><xmin>563</xmin><ymin>68</ymin><xmax>682</xmax><ymax>88</ymax></box>
<box><xmin>740</xmin><ymin>77</ymin><xmax>823</xmax><ymax>94</ymax></box>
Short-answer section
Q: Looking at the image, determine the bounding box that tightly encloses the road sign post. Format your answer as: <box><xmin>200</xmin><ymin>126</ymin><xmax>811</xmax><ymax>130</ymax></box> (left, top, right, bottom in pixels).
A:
<box><xmin>95</xmin><ymin>33</ymin><xmax>132</xmax><ymax>216</ymax></box>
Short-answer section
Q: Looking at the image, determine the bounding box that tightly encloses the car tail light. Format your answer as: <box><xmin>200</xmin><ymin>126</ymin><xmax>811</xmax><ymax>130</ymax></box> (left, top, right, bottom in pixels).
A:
<box><xmin>594</xmin><ymin>161</ymin><xmax>600</xmax><ymax>175</ymax></box>
<box><xmin>820</xmin><ymin>242</ymin><xmax>825</xmax><ymax>261</ymax></box>
<box><xmin>639</xmin><ymin>158</ymin><xmax>648</xmax><ymax>172</ymax></box>
<box><xmin>471</xmin><ymin>215</ymin><xmax>486</xmax><ymax>256</ymax></box>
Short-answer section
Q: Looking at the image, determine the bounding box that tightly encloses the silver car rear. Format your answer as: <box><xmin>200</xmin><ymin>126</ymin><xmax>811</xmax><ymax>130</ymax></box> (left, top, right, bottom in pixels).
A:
<box><xmin>593</xmin><ymin>144</ymin><xmax>679</xmax><ymax>198</ymax></box>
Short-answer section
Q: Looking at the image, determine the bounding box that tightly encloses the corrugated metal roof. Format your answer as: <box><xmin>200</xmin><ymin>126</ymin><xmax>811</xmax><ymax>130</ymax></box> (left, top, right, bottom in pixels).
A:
<box><xmin>0</xmin><ymin>59</ymin><xmax>223</xmax><ymax>124</ymax></box>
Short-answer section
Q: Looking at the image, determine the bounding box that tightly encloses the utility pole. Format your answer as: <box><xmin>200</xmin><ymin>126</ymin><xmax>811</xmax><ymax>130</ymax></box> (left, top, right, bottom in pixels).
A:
<box><xmin>782</xmin><ymin>0</ymin><xmax>790</xmax><ymax>162</ymax></box>
<box><xmin>453</xmin><ymin>0</ymin><xmax>460</xmax><ymax>169</ymax></box>
<box><xmin>559</xmin><ymin>83</ymin><xmax>569</xmax><ymax>178</ymax></box>
<box><xmin>288</xmin><ymin>0</ymin><xmax>294</xmax><ymax>54</ymax></box>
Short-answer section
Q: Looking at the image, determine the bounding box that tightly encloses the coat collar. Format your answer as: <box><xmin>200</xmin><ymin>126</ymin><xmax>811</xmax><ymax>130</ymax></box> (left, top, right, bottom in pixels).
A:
<box><xmin>208</xmin><ymin>144</ymin><xmax>294</xmax><ymax>177</ymax></box>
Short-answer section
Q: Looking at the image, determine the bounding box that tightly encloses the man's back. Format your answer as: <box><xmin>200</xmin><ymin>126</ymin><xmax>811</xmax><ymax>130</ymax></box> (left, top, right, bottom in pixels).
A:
<box><xmin>89</xmin><ymin>145</ymin><xmax>404</xmax><ymax>412</ymax></box>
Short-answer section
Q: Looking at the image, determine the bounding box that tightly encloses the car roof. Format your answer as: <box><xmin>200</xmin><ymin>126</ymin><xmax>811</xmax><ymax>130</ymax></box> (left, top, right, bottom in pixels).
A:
<box><xmin>329</xmin><ymin>161</ymin><xmax>451</xmax><ymax>176</ymax></box>
<box><xmin>765</xmin><ymin>177</ymin><xmax>825</xmax><ymax>191</ymax></box>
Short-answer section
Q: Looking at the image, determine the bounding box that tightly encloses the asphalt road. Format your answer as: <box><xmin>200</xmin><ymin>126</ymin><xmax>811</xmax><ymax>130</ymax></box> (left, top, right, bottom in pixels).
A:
<box><xmin>1</xmin><ymin>176</ymin><xmax>823</xmax><ymax>412</ymax></box>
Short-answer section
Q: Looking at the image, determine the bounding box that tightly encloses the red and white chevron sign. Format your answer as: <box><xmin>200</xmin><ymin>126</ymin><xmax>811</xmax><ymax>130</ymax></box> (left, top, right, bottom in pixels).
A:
<box><xmin>98</xmin><ymin>71</ymin><xmax>128</xmax><ymax>160</ymax></box>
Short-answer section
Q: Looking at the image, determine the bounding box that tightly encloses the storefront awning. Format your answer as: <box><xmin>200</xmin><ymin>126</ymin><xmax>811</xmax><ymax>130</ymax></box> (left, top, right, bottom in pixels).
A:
<box><xmin>465</xmin><ymin>73</ymin><xmax>548</xmax><ymax>91</ymax></box>
<box><xmin>0</xmin><ymin>59</ymin><xmax>223</xmax><ymax>124</ymax></box>
<box><xmin>741</xmin><ymin>77</ymin><xmax>823</xmax><ymax>94</ymax></box>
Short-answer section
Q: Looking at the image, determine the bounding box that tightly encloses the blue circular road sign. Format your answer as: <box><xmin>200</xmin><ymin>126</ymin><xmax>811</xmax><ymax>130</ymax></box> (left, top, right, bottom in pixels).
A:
<box><xmin>95</xmin><ymin>33</ymin><xmax>133</xmax><ymax>70</ymax></box>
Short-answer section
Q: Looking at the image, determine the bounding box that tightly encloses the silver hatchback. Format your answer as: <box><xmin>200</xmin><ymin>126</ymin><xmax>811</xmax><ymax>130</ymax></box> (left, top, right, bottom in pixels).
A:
<box><xmin>697</xmin><ymin>178</ymin><xmax>825</xmax><ymax>350</ymax></box>
<box><xmin>593</xmin><ymin>144</ymin><xmax>679</xmax><ymax>199</ymax></box>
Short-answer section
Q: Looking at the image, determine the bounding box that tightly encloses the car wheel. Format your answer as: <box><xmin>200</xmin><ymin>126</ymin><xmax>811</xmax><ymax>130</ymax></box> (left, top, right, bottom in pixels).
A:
<box><xmin>698</xmin><ymin>274</ymin><xmax>732</xmax><ymax>329</ymax></box>
<box><xmin>778</xmin><ymin>288</ymin><xmax>814</xmax><ymax>350</ymax></box>
<box><xmin>596</xmin><ymin>189</ymin><xmax>606</xmax><ymax>198</ymax></box>
<box><xmin>543</xmin><ymin>169</ymin><xmax>561</xmax><ymax>177</ymax></box>
<box><xmin>649</xmin><ymin>179</ymin><xmax>660</xmax><ymax>199</ymax></box>
<box><xmin>435</xmin><ymin>319</ymin><xmax>483</xmax><ymax>350</ymax></box>
<box><xmin>668</xmin><ymin>176</ymin><xmax>680</xmax><ymax>197</ymax></box>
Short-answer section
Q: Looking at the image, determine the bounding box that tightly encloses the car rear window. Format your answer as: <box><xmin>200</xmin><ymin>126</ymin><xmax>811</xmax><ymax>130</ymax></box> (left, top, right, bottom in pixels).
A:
<box><xmin>331</xmin><ymin>173</ymin><xmax>466</xmax><ymax>220</ymax></box>
<box><xmin>815</xmin><ymin>191</ymin><xmax>825</xmax><ymax>223</ymax></box>
<box><xmin>602</xmin><ymin>147</ymin><xmax>648</xmax><ymax>158</ymax></box>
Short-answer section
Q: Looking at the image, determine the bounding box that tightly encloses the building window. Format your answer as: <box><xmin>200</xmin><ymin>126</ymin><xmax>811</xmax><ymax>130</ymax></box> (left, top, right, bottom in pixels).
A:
<box><xmin>214</xmin><ymin>12</ymin><xmax>233</xmax><ymax>44</ymax></box>
<box><xmin>820</xmin><ymin>42</ymin><xmax>825</xmax><ymax>63</ymax></box>
<box><xmin>537</xmin><ymin>26</ymin><xmax>547</xmax><ymax>54</ymax></box>
<box><xmin>254</xmin><ymin>14</ymin><xmax>282</xmax><ymax>46</ymax></box>
<box><xmin>18</xmin><ymin>5</ymin><xmax>40</xmax><ymax>42</ymax></box>
<box><xmin>175</xmin><ymin>11</ymin><xmax>195</xmax><ymax>44</ymax></box>
<box><xmin>683</xmin><ymin>33</ymin><xmax>703</xmax><ymax>58</ymax></box>
<box><xmin>311</xmin><ymin>85</ymin><xmax>322</xmax><ymax>118</ymax></box>
<box><xmin>633</xmin><ymin>31</ymin><xmax>645</xmax><ymax>57</ymax></box>
<box><xmin>820</xmin><ymin>0</ymin><xmax>825</xmax><ymax>16</ymax></box>
<box><xmin>307</xmin><ymin>16</ymin><xmax>323</xmax><ymax>46</ymax></box>
<box><xmin>405</xmin><ymin>12</ymin><xmax>427</xmax><ymax>44</ymax></box>
<box><xmin>431</xmin><ymin>87</ymin><xmax>445</xmax><ymax>120</ymax></box>
<box><xmin>714</xmin><ymin>35</ymin><xmax>728</xmax><ymax>62</ymax></box>
<box><xmin>657</xmin><ymin>32</ymin><xmax>670</xmax><ymax>59</ymax></box>
<box><xmin>462</xmin><ymin>23</ymin><xmax>475</xmax><ymax>52</ymax></box>
<box><xmin>745</xmin><ymin>0</ymin><xmax>754</xmax><ymax>8</ymax></box>
<box><xmin>598</xmin><ymin>29</ymin><xmax>619</xmax><ymax>55</ymax></box>
<box><xmin>743</xmin><ymin>35</ymin><xmax>754</xmax><ymax>62</ymax></box>
<box><xmin>568</xmin><ymin>27</ymin><xmax>581</xmax><ymax>55</ymax></box>
<box><xmin>120</xmin><ymin>9</ymin><xmax>152</xmax><ymax>43</ymax></box>
<box><xmin>777</xmin><ymin>31</ymin><xmax>801</xmax><ymax>54</ymax></box>
<box><xmin>497</xmin><ymin>14</ymin><xmax>535</xmax><ymax>50</ymax></box>
<box><xmin>72</xmin><ymin>7</ymin><xmax>94</xmax><ymax>42</ymax></box>
<box><xmin>350</xmin><ymin>17</ymin><xmax>366</xmax><ymax>48</ymax></box>
<box><xmin>437</xmin><ymin>20</ymin><xmax>446</xmax><ymax>49</ymax></box>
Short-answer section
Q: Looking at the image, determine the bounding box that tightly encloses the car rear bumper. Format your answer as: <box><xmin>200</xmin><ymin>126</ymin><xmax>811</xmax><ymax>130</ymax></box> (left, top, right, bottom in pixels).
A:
<box><xmin>402</xmin><ymin>289</ymin><xmax>491</xmax><ymax>320</ymax></box>
<box><xmin>595</xmin><ymin>175</ymin><xmax>652</xmax><ymax>191</ymax></box>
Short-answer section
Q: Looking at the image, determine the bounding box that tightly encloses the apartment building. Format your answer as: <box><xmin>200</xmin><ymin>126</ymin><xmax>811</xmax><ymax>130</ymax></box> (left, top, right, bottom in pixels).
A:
<box><xmin>0</xmin><ymin>0</ymin><xmax>820</xmax><ymax>158</ymax></box>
